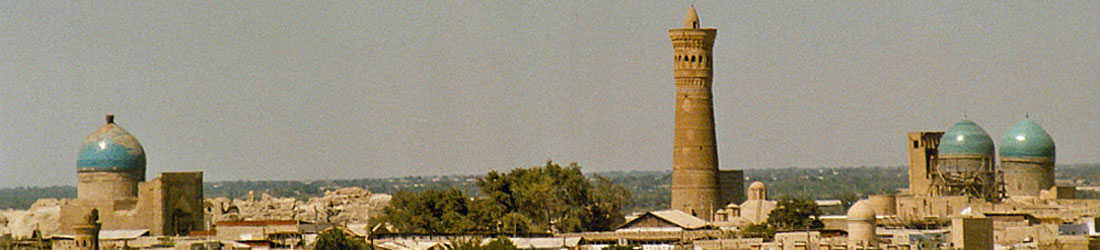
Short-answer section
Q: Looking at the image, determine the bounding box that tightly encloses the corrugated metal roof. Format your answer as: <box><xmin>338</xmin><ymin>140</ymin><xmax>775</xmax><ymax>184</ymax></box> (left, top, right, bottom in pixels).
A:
<box><xmin>618</xmin><ymin>209</ymin><xmax>708</xmax><ymax>230</ymax></box>
<box><xmin>100</xmin><ymin>229</ymin><xmax>149</xmax><ymax>240</ymax></box>
<box><xmin>216</xmin><ymin>220</ymin><xmax>300</xmax><ymax>227</ymax></box>
<box><xmin>377</xmin><ymin>241</ymin><xmax>443</xmax><ymax>250</ymax></box>
<box><xmin>650</xmin><ymin>210</ymin><xmax>708</xmax><ymax>229</ymax></box>
<box><xmin>51</xmin><ymin>229</ymin><xmax>150</xmax><ymax>240</ymax></box>
<box><xmin>501</xmin><ymin>237</ymin><xmax>581</xmax><ymax>249</ymax></box>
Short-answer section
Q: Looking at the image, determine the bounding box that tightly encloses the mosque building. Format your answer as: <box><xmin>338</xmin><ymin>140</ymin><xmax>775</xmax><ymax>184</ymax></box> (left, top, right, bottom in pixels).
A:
<box><xmin>904</xmin><ymin>117</ymin><xmax>1062</xmax><ymax>204</ymax></box>
<box><xmin>892</xmin><ymin>116</ymin><xmax>1100</xmax><ymax>248</ymax></box>
<box><xmin>928</xmin><ymin>119</ymin><xmax>999</xmax><ymax>201</ymax></box>
<box><xmin>998</xmin><ymin>117</ymin><xmax>1056</xmax><ymax>197</ymax></box>
<box><xmin>57</xmin><ymin>115</ymin><xmax>205</xmax><ymax>238</ymax></box>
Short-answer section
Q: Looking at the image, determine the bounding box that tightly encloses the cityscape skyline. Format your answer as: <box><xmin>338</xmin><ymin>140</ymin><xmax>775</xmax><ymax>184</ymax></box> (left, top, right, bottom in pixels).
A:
<box><xmin>3</xmin><ymin>1</ymin><xmax>1099</xmax><ymax>188</ymax></box>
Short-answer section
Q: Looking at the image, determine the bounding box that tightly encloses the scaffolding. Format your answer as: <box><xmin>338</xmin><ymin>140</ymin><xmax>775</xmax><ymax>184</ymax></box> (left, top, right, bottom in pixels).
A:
<box><xmin>930</xmin><ymin>156</ymin><xmax>1004</xmax><ymax>202</ymax></box>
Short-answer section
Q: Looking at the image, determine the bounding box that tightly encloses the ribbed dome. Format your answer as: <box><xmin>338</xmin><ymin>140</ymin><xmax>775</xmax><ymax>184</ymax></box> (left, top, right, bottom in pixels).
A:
<box><xmin>938</xmin><ymin>119</ymin><xmax>995</xmax><ymax>156</ymax></box>
<box><xmin>77</xmin><ymin>115</ymin><xmax>146</xmax><ymax>172</ymax></box>
<box><xmin>847</xmin><ymin>200</ymin><xmax>875</xmax><ymax>220</ymax></box>
<box><xmin>999</xmin><ymin>118</ymin><xmax>1055</xmax><ymax>159</ymax></box>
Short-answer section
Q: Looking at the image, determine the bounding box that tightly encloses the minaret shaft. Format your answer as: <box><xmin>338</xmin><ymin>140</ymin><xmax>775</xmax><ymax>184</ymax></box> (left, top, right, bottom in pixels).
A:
<box><xmin>669</xmin><ymin>6</ymin><xmax>720</xmax><ymax>220</ymax></box>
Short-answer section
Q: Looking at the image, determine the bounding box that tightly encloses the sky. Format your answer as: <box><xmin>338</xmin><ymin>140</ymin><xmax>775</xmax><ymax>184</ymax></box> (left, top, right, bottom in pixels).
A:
<box><xmin>2</xmin><ymin>1</ymin><xmax>1098</xmax><ymax>187</ymax></box>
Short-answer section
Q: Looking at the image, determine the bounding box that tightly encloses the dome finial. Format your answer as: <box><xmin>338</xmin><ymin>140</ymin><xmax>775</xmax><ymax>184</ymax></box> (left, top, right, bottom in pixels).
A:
<box><xmin>685</xmin><ymin>5</ymin><xmax>699</xmax><ymax>29</ymax></box>
<box><xmin>106</xmin><ymin>114</ymin><xmax>115</xmax><ymax>124</ymax></box>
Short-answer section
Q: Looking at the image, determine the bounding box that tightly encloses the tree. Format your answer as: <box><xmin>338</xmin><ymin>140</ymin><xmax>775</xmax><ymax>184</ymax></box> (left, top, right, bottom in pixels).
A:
<box><xmin>586</xmin><ymin>175</ymin><xmax>631</xmax><ymax>231</ymax></box>
<box><xmin>476</xmin><ymin>161</ymin><xmax>631</xmax><ymax>233</ymax></box>
<box><xmin>482</xmin><ymin>237</ymin><xmax>517</xmax><ymax>250</ymax></box>
<box><xmin>375</xmin><ymin>161</ymin><xmax>633</xmax><ymax>234</ymax></box>
<box><xmin>740</xmin><ymin>223</ymin><xmax>775</xmax><ymax>239</ymax></box>
<box><xmin>834</xmin><ymin>191</ymin><xmax>860</xmax><ymax>210</ymax></box>
<box><xmin>315</xmin><ymin>228</ymin><xmax>367</xmax><ymax>250</ymax></box>
<box><xmin>603</xmin><ymin>244</ymin><xmax>641</xmax><ymax>250</ymax></box>
<box><xmin>373</xmin><ymin>188</ymin><xmax>474</xmax><ymax>234</ymax></box>
<box><xmin>466</xmin><ymin>197</ymin><xmax>508</xmax><ymax>233</ymax></box>
<box><xmin>765</xmin><ymin>197</ymin><xmax>824</xmax><ymax>231</ymax></box>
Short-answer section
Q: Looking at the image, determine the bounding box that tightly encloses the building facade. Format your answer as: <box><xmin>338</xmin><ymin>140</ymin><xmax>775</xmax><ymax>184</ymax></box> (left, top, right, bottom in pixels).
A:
<box><xmin>906</xmin><ymin>131</ymin><xmax>942</xmax><ymax>196</ymax></box>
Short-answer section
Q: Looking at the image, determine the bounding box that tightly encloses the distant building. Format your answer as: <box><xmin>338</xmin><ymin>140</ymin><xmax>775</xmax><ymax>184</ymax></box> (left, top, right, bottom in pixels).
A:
<box><xmin>215</xmin><ymin>220</ymin><xmax>309</xmax><ymax>248</ymax></box>
<box><xmin>713</xmin><ymin>181</ymin><xmax>776</xmax><ymax>227</ymax></box>
<box><xmin>905</xmin><ymin>117</ymin><xmax>1060</xmax><ymax>202</ymax></box>
<box><xmin>58</xmin><ymin>115</ymin><xmax>205</xmax><ymax>238</ymax></box>
<box><xmin>897</xmin><ymin>117</ymin><xmax>1100</xmax><ymax>249</ymax></box>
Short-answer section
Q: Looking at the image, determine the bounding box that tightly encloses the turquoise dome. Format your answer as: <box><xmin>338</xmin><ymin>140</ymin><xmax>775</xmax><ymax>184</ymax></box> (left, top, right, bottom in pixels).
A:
<box><xmin>938</xmin><ymin>119</ymin><xmax>995</xmax><ymax>156</ymax></box>
<box><xmin>999</xmin><ymin>118</ymin><xmax>1055</xmax><ymax>158</ymax></box>
<box><xmin>77</xmin><ymin>116</ymin><xmax>145</xmax><ymax>172</ymax></box>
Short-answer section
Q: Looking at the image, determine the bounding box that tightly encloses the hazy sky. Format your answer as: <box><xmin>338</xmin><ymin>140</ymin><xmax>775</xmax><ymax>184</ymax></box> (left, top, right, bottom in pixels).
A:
<box><xmin>2</xmin><ymin>1</ymin><xmax>1098</xmax><ymax>187</ymax></box>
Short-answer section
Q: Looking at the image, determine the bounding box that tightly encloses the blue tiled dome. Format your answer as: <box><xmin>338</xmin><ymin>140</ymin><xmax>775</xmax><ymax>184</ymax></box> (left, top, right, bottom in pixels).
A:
<box><xmin>938</xmin><ymin>119</ymin><xmax>995</xmax><ymax>156</ymax></box>
<box><xmin>999</xmin><ymin>118</ymin><xmax>1055</xmax><ymax>159</ymax></box>
<box><xmin>77</xmin><ymin>115</ymin><xmax>145</xmax><ymax>172</ymax></box>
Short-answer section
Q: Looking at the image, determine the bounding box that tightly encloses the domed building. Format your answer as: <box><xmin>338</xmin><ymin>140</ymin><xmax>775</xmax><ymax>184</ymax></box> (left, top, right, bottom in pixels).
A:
<box><xmin>59</xmin><ymin>115</ymin><xmax>205</xmax><ymax>237</ymax></box>
<box><xmin>734</xmin><ymin>181</ymin><xmax>776</xmax><ymax>225</ymax></box>
<box><xmin>76</xmin><ymin>114</ymin><xmax>146</xmax><ymax>201</ymax></box>
<box><xmin>747</xmin><ymin>181</ymin><xmax>767</xmax><ymax>201</ymax></box>
<box><xmin>932</xmin><ymin>119</ymin><xmax>999</xmax><ymax>201</ymax></box>
<box><xmin>846</xmin><ymin>200</ymin><xmax>876</xmax><ymax>249</ymax></box>
<box><xmin>999</xmin><ymin>117</ymin><xmax>1055</xmax><ymax>197</ymax></box>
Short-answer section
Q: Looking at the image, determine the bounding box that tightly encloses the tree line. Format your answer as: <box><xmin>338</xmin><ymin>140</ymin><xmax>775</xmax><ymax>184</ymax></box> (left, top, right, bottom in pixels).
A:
<box><xmin>371</xmin><ymin>161</ymin><xmax>631</xmax><ymax>234</ymax></box>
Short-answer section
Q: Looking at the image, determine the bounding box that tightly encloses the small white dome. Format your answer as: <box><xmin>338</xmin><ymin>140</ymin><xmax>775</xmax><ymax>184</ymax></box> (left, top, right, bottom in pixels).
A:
<box><xmin>847</xmin><ymin>200</ymin><xmax>876</xmax><ymax>220</ymax></box>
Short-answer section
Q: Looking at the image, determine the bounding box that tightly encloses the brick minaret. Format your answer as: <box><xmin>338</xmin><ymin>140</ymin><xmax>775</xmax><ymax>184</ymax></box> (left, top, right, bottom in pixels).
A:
<box><xmin>669</xmin><ymin>6</ymin><xmax>720</xmax><ymax>220</ymax></box>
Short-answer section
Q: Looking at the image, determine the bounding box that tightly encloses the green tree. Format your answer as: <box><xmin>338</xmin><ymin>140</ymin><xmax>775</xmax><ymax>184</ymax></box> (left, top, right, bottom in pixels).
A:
<box><xmin>482</xmin><ymin>237</ymin><xmax>517</xmax><ymax>250</ymax></box>
<box><xmin>765</xmin><ymin>197</ymin><xmax>824</xmax><ymax>231</ymax></box>
<box><xmin>586</xmin><ymin>175</ymin><xmax>631</xmax><ymax>231</ymax></box>
<box><xmin>466</xmin><ymin>197</ymin><xmax>508</xmax><ymax>233</ymax></box>
<box><xmin>603</xmin><ymin>244</ymin><xmax>641</xmax><ymax>250</ymax></box>
<box><xmin>373</xmin><ymin>187</ymin><xmax>474</xmax><ymax>234</ymax></box>
<box><xmin>740</xmin><ymin>223</ymin><xmax>775</xmax><ymax>239</ymax></box>
<box><xmin>476</xmin><ymin>161</ymin><xmax>630</xmax><ymax>233</ymax></box>
<box><xmin>1</xmin><ymin>234</ymin><xmax>12</xmax><ymax>250</ymax></box>
<box><xmin>315</xmin><ymin>228</ymin><xmax>367</xmax><ymax>250</ymax></box>
<box><xmin>375</xmin><ymin>161</ymin><xmax>632</xmax><ymax>234</ymax></box>
<box><xmin>834</xmin><ymin>191</ymin><xmax>860</xmax><ymax>210</ymax></box>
